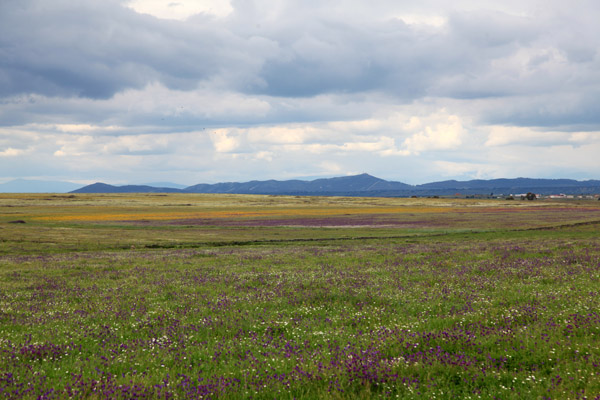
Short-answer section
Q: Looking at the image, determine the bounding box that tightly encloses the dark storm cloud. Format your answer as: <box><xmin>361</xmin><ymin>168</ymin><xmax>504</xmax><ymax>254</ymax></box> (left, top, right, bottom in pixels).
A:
<box><xmin>3</xmin><ymin>0</ymin><xmax>598</xmax><ymax>112</ymax></box>
<box><xmin>2</xmin><ymin>0</ymin><xmax>600</xmax><ymax>135</ymax></box>
<box><xmin>0</xmin><ymin>0</ymin><xmax>231</xmax><ymax>99</ymax></box>
<box><xmin>484</xmin><ymin>92</ymin><xmax>600</xmax><ymax>130</ymax></box>
<box><xmin>247</xmin><ymin>18</ymin><xmax>445</xmax><ymax>99</ymax></box>
<box><xmin>0</xmin><ymin>0</ymin><xmax>544</xmax><ymax>102</ymax></box>
<box><xmin>236</xmin><ymin>0</ymin><xmax>596</xmax><ymax>114</ymax></box>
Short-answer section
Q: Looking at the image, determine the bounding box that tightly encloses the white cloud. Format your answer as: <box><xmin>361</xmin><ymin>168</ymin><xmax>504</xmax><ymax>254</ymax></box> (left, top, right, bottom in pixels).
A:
<box><xmin>400</xmin><ymin>114</ymin><xmax>466</xmax><ymax>155</ymax></box>
<box><xmin>246</xmin><ymin>126</ymin><xmax>314</xmax><ymax>145</ymax></box>
<box><xmin>481</xmin><ymin>141</ymin><xmax>600</xmax><ymax>180</ymax></box>
<box><xmin>433</xmin><ymin>161</ymin><xmax>491</xmax><ymax>178</ymax></box>
<box><xmin>392</xmin><ymin>14</ymin><xmax>447</xmax><ymax>27</ymax></box>
<box><xmin>100</xmin><ymin>135</ymin><xmax>171</xmax><ymax>155</ymax></box>
<box><xmin>0</xmin><ymin>148</ymin><xmax>24</xmax><ymax>157</ymax></box>
<box><xmin>126</xmin><ymin>0</ymin><xmax>233</xmax><ymax>19</ymax></box>
<box><xmin>112</xmin><ymin>83</ymin><xmax>271</xmax><ymax>122</ymax></box>
<box><xmin>53</xmin><ymin>135</ymin><xmax>95</xmax><ymax>157</ymax></box>
<box><xmin>485</xmin><ymin>126</ymin><xmax>558</xmax><ymax>147</ymax></box>
<box><xmin>253</xmin><ymin>151</ymin><xmax>273</xmax><ymax>161</ymax></box>
<box><xmin>210</xmin><ymin>129</ymin><xmax>240</xmax><ymax>153</ymax></box>
<box><xmin>328</xmin><ymin>119</ymin><xmax>385</xmax><ymax>134</ymax></box>
<box><xmin>569</xmin><ymin>132</ymin><xmax>600</xmax><ymax>144</ymax></box>
<box><xmin>53</xmin><ymin>124</ymin><xmax>122</xmax><ymax>134</ymax></box>
<box><xmin>24</xmin><ymin>123</ymin><xmax>124</xmax><ymax>136</ymax></box>
<box><xmin>341</xmin><ymin>137</ymin><xmax>396</xmax><ymax>152</ymax></box>
<box><xmin>485</xmin><ymin>126</ymin><xmax>600</xmax><ymax>147</ymax></box>
<box><xmin>318</xmin><ymin>161</ymin><xmax>343</xmax><ymax>175</ymax></box>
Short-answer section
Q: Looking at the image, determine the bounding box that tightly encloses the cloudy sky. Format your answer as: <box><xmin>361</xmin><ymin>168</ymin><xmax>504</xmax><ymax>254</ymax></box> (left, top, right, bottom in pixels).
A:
<box><xmin>1</xmin><ymin>0</ymin><xmax>599</xmax><ymax>185</ymax></box>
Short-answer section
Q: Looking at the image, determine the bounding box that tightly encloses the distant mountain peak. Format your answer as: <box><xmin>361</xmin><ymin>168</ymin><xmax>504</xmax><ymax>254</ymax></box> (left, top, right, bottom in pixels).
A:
<box><xmin>71</xmin><ymin>183</ymin><xmax>181</xmax><ymax>194</ymax></box>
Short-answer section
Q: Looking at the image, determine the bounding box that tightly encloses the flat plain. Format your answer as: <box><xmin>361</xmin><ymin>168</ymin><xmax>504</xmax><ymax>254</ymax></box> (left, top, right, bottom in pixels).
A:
<box><xmin>1</xmin><ymin>193</ymin><xmax>599</xmax><ymax>399</ymax></box>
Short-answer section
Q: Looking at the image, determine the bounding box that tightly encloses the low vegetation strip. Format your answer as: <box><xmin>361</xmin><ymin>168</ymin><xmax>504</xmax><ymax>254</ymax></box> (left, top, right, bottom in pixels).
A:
<box><xmin>31</xmin><ymin>206</ymin><xmax>461</xmax><ymax>223</ymax></box>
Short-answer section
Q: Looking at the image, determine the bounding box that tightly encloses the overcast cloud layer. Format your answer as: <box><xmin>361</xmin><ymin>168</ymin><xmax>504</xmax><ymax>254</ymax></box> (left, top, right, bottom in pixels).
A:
<box><xmin>1</xmin><ymin>0</ymin><xmax>599</xmax><ymax>185</ymax></box>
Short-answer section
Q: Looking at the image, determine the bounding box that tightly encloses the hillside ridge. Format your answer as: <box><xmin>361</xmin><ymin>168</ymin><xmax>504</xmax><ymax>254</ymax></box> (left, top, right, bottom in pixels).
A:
<box><xmin>70</xmin><ymin>174</ymin><xmax>600</xmax><ymax>196</ymax></box>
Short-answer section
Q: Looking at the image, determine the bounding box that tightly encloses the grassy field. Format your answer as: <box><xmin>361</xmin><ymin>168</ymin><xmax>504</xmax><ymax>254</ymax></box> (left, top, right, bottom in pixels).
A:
<box><xmin>1</xmin><ymin>194</ymin><xmax>599</xmax><ymax>398</ymax></box>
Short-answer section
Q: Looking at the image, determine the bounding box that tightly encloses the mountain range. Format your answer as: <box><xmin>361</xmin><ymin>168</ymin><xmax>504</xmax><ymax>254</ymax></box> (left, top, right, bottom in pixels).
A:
<box><xmin>69</xmin><ymin>174</ymin><xmax>600</xmax><ymax>196</ymax></box>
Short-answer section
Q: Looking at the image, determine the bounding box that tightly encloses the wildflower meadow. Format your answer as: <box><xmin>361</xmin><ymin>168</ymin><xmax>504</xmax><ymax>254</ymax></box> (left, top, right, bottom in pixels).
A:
<box><xmin>1</xmin><ymin>194</ymin><xmax>599</xmax><ymax>398</ymax></box>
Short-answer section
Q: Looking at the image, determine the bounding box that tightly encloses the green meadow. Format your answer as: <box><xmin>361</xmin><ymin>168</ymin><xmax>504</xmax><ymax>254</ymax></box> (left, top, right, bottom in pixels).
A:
<box><xmin>1</xmin><ymin>193</ymin><xmax>599</xmax><ymax>398</ymax></box>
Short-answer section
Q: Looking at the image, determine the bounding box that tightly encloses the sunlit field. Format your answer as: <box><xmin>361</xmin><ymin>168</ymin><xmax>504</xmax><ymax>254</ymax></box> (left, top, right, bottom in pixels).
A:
<box><xmin>1</xmin><ymin>194</ymin><xmax>599</xmax><ymax>398</ymax></box>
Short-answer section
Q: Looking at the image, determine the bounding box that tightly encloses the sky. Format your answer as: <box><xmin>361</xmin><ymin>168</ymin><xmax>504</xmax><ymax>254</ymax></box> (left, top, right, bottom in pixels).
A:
<box><xmin>1</xmin><ymin>0</ymin><xmax>600</xmax><ymax>186</ymax></box>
